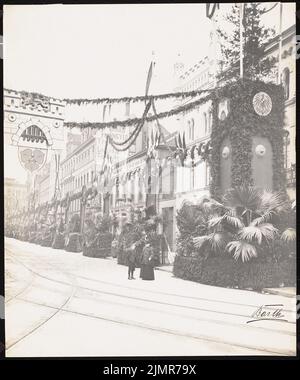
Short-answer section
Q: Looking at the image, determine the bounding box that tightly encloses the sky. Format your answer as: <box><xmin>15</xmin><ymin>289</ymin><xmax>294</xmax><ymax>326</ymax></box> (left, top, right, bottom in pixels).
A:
<box><xmin>3</xmin><ymin>3</ymin><xmax>296</xmax><ymax>184</ymax></box>
<box><xmin>4</xmin><ymin>3</ymin><xmax>295</xmax><ymax>99</ymax></box>
<box><xmin>4</xmin><ymin>4</ymin><xmax>214</xmax><ymax>98</ymax></box>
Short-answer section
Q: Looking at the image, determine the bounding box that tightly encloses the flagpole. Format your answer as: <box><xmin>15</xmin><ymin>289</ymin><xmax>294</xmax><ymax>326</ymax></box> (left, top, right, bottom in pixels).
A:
<box><xmin>239</xmin><ymin>3</ymin><xmax>244</xmax><ymax>79</ymax></box>
<box><xmin>211</xmin><ymin>11</ymin><xmax>217</xmax><ymax>87</ymax></box>
<box><xmin>277</xmin><ymin>2</ymin><xmax>283</xmax><ymax>84</ymax></box>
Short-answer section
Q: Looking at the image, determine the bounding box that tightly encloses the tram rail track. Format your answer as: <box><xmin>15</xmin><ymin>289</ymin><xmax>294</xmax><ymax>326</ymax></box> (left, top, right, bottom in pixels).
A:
<box><xmin>5</xmin><ymin>242</ymin><xmax>296</xmax><ymax>356</ymax></box>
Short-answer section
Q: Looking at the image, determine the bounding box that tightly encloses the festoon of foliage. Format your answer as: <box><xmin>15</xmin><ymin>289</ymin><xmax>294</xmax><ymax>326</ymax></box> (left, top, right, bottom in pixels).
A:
<box><xmin>209</xmin><ymin>79</ymin><xmax>285</xmax><ymax>200</ymax></box>
<box><xmin>216</xmin><ymin>3</ymin><xmax>277</xmax><ymax>82</ymax></box>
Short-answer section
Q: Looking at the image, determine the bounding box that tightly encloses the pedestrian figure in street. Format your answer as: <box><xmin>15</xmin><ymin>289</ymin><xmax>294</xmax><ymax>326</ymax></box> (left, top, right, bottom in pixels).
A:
<box><xmin>140</xmin><ymin>237</ymin><xmax>155</xmax><ymax>281</ymax></box>
<box><xmin>127</xmin><ymin>243</ymin><xmax>137</xmax><ymax>280</ymax></box>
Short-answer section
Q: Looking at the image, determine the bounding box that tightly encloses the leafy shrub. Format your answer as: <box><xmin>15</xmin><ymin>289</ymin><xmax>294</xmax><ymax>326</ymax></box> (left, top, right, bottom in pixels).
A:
<box><xmin>173</xmin><ymin>242</ymin><xmax>296</xmax><ymax>290</ymax></box>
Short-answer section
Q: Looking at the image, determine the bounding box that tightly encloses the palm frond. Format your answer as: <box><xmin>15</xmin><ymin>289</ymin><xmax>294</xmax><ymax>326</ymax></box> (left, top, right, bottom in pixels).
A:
<box><xmin>257</xmin><ymin>223</ymin><xmax>278</xmax><ymax>240</ymax></box>
<box><xmin>239</xmin><ymin>223</ymin><xmax>278</xmax><ymax>244</ymax></box>
<box><xmin>207</xmin><ymin>232</ymin><xmax>226</xmax><ymax>251</ymax></box>
<box><xmin>238</xmin><ymin>226</ymin><xmax>263</xmax><ymax>244</ymax></box>
<box><xmin>251</xmin><ymin>210</ymin><xmax>274</xmax><ymax>226</ymax></box>
<box><xmin>208</xmin><ymin>215</ymin><xmax>225</xmax><ymax>228</ymax></box>
<box><xmin>197</xmin><ymin>196</ymin><xmax>226</xmax><ymax>213</ymax></box>
<box><xmin>223</xmin><ymin>186</ymin><xmax>262</xmax><ymax>211</ymax></box>
<box><xmin>193</xmin><ymin>235</ymin><xmax>209</xmax><ymax>249</ymax></box>
<box><xmin>223</xmin><ymin>208</ymin><xmax>244</xmax><ymax>229</ymax></box>
<box><xmin>226</xmin><ymin>240</ymin><xmax>257</xmax><ymax>262</ymax></box>
<box><xmin>281</xmin><ymin>228</ymin><xmax>296</xmax><ymax>243</ymax></box>
<box><xmin>259</xmin><ymin>190</ymin><xmax>289</xmax><ymax>215</ymax></box>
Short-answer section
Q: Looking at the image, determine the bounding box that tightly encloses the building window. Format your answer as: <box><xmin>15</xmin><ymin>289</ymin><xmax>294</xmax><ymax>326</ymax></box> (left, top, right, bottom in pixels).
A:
<box><xmin>205</xmin><ymin>162</ymin><xmax>210</xmax><ymax>186</ymax></box>
<box><xmin>204</xmin><ymin>113</ymin><xmax>208</xmax><ymax>134</ymax></box>
<box><xmin>208</xmin><ymin>111</ymin><xmax>212</xmax><ymax>133</ymax></box>
<box><xmin>125</xmin><ymin>102</ymin><xmax>130</xmax><ymax>117</ymax></box>
<box><xmin>170</xmin><ymin>164</ymin><xmax>175</xmax><ymax>194</ymax></box>
<box><xmin>191</xmin><ymin>165</ymin><xmax>195</xmax><ymax>190</ymax></box>
<box><xmin>188</xmin><ymin>119</ymin><xmax>194</xmax><ymax>141</ymax></box>
<box><xmin>282</xmin><ymin>67</ymin><xmax>290</xmax><ymax>100</ymax></box>
<box><xmin>87</xmin><ymin>172</ymin><xmax>89</xmax><ymax>184</ymax></box>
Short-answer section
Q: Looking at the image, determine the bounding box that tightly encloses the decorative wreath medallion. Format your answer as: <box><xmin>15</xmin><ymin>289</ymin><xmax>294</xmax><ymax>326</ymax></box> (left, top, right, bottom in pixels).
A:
<box><xmin>253</xmin><ymin>92</ymin><xmax>272</xmax><ymax>116</ymax></box>
<box><xmin>255</xmin><ymin>144</ymin><xmax>266</xmax><ymax>157</ymax></box>
<box><xmin>19</xmin><ymin>148</ymin><xmax>46</xmax><ymax>172</ymax></box>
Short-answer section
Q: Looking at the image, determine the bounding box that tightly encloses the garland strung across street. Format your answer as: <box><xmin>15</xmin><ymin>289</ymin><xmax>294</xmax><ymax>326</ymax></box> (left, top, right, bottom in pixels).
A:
<box><xmin>107</xmin><ymin>100</ymin><xmax>152</xmax><ymax>151</ymax></box>
<box><xmin>5</xmin><ymin>87</ymin><xmax>215</xmax><ymax>106</ymax></box>
<box><xmin>64</xmin><ymin>93</ymin><xmax>212</xmax><ymax>130</ymax></box>
<box><xmin>62</xmin><ymin>88</ymin><xmax>215</xmax><ymax>105</ymax></box>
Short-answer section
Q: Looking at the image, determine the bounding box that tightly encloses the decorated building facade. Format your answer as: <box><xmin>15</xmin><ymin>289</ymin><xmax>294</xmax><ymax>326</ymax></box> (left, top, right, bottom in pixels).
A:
<box><xmin>4</xmin><ymin>89</ymin><xmax>66</xmax><ymax>210</ymax></box>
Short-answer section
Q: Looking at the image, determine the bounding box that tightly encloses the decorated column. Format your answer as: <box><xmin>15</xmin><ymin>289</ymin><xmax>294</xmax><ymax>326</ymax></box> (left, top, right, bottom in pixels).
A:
<box><xmin>210</xmin><ymin>79</ymin><xmax>285</xmax><ymax>198</ymax></box>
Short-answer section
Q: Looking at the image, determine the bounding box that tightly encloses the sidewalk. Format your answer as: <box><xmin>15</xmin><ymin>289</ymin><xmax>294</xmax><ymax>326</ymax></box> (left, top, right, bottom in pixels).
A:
<box><xmin>156</xmin><ymin>265</ymin><xmax>173</xmax><ymax>273</ymax></box>
<box><xmin>262</xmin><ymin>287</ymin><xmax>296</xmax><ymax>298</ymax></box>
<box><xmin>156</xmin><ymin>265</ymin><xmax>296</xmax><ymax>298</ymax></box>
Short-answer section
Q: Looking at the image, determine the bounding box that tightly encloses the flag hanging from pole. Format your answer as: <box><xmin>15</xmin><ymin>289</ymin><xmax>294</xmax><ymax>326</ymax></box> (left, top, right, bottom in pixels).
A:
<box><xmin>145</xmin><ymin>61</ymin><xmax>153</xmax><ymax>97</ymax></box>
<box><xmin>206</xmin><ymin>3</ymin><xmax>220</xmax><ymax>19</ymax></box>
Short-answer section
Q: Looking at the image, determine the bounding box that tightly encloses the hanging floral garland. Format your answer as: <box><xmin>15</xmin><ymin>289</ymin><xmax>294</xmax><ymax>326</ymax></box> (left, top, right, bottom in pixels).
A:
<box><xmin>62</xmin><ymin>88</ymin><xmax>215</xmax><ymax>105</ymax></box>
<box><xmin>107</xmin><ymin>100</ymin><xmax>152</xmax><ymax>152</ymax></box>
<box><xmin>64</xmin><ymin>94</ymin><xmax>212</xmax><ymax>130</ymax></box>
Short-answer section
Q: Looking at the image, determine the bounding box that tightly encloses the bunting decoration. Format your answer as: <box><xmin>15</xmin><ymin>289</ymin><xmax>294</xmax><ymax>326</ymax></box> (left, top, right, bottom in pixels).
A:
<box><xmin>146</xmin><ymin>128</ymin><xmax>161</xmax><ymax>161</ymax></box>
<box><xmin>151</xmin><ymin>98</ymin><xmax>174</xmax><ymax>156</ymax></box>
<box><xmin>175</xmin><ymin>132</ymin><xmax>188</xmax><ymax>166</ymax></box>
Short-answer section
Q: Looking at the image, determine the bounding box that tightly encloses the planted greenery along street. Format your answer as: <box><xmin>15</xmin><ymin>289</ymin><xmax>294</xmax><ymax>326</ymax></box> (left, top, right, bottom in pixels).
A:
<box><xmin>6</xmin><ymin>186</ymin><xmax>296</xmax><ymax>291</ymax></box>
<box><xmin>174</xmin><ymin>187</ymin><xmax>296</xmax><ymax>290</ymax></box>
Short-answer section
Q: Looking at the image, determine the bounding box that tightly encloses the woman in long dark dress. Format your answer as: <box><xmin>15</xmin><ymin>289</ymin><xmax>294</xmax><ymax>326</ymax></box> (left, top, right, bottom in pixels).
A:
<box><xmin>140</xmin><ymin>243</ymin><xmax>155</xmax><ymax>281</ymax></box>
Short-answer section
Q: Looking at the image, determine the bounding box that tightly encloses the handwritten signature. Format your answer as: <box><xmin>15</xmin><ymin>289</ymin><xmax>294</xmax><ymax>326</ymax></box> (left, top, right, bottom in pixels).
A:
<box><xmin>247</xmin><ymin>304</ymin><xmax>288</xmax><ymax>324</ymax></box>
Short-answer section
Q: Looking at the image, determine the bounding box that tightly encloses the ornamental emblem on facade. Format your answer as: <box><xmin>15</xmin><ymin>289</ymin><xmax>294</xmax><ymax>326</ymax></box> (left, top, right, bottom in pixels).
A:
<box><xmin>18</xmin><ymin>147</ymin><xmax>47</xmax><ymax>172</ymax></box>
<box><xmin>20</xmin><ymin>92</ymin><xmax>50</xmax><ymax>112</ymax></box>
<box><xmin>253</xmin><ymin>92</ymin><xmax>272</xmax><ymax>116</ymax></box>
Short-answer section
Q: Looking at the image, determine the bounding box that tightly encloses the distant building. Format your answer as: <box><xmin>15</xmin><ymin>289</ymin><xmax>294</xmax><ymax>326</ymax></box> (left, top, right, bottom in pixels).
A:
<box><xmin>4</xmin><ymin>178</ymin><xmax>28</xmax><ymax>220</ymax></box>
<box><xmin>60</xmin><ymin>128</ymin><xmax>104</xmax><ymax>217</ymax></box>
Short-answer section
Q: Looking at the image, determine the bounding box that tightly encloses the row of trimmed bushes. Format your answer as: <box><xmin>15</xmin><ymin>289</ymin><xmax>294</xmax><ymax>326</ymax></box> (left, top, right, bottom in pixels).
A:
<box><xmin>83</xmin><ymin>232</ymin><xmax>113</xmax><ymax>258</ymax></box>
<box><xmin>6</xmin><ymin>230</ymin><xmax>113</xmax><ymax>258</ymax></box>
<box><xmin>173</xmin><ymin>254</ymin><xmax>296</xmax><ymax>290</ymax></box>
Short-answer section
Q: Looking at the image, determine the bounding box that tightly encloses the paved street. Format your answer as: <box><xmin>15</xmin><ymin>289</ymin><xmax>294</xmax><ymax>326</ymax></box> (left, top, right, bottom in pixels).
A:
<box><xmin>5</xmin><ymin>238</ymin><xmax>296</xmax><ymax>357</ymax></box>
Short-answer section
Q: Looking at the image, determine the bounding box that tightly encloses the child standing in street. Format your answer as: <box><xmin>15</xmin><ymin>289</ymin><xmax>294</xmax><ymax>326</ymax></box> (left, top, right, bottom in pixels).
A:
<box><xmin>127</xmin><ymin>243</ymin><xmax>137</xmax><ymax>280</ymax></box>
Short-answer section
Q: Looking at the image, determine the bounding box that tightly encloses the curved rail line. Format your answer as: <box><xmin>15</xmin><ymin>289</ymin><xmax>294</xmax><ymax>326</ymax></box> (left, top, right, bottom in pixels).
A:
<box><xmin>5</xmin><ymin>250</ymin><xmax>295</xmax><ymax>355</ymax></box>
<box><xmin>7</xmin><ymin>251</ymin><xmax>294</xmax><ymax>323</ymax></box>
<box><xmin>9</xmin><ymin>295</ymin><xmax>294</xmax><ymax>356</ymax></box>
<box><xmin>5</xmin><ymin>263</ymin><xmax>36</xmax><ymax>303</ymax></box>
<box><xmin>6</xmin><ymin>276</ymin><xmax>77</xmax><ymax>351</ymax></box>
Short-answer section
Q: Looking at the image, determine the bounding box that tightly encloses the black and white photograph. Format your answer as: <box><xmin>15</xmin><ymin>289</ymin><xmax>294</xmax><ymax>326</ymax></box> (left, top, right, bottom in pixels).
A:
<box><xmin>2</xmin><ymin>2</ymin><xmax>297</xmax><ymax>359</ymax></box>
